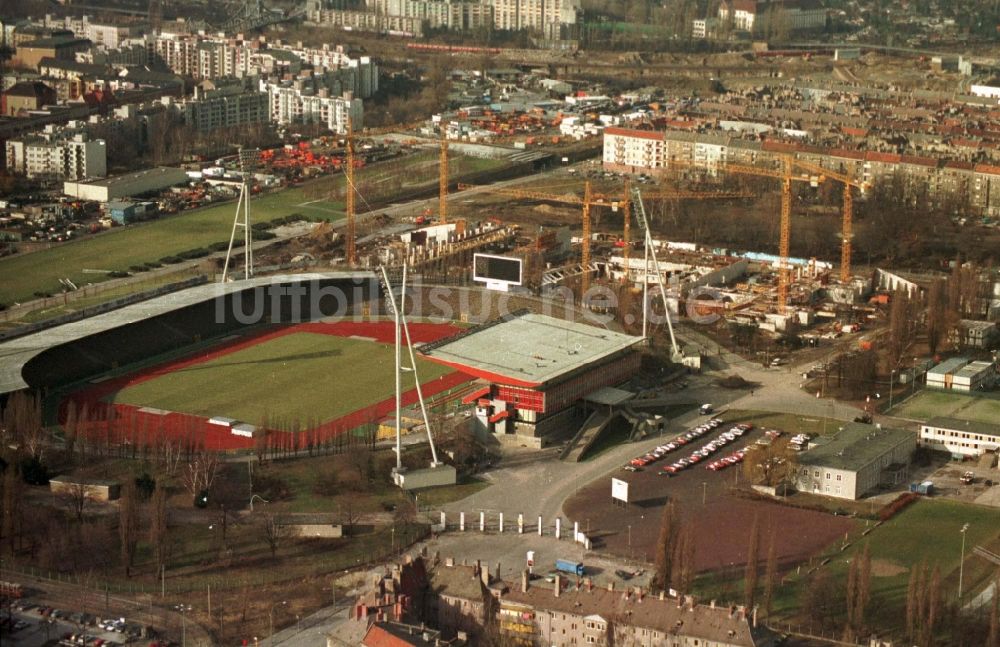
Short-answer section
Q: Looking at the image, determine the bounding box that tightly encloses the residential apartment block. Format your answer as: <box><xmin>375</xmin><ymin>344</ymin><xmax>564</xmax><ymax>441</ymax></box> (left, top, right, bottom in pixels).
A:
<box><xmin>41</xmin><ymin>14</ymin><xmax>134</xmax><ymax>49</ymax></box>
<box><xmin>717</xmin><ymin>0</ymin><xmax>826</xmax><ymax>36</ymax></box>
<box><xmin>365</xmin><ymin>0</ymin><xmax>493</xmax><ymax>31</ymax></box>
<box><xmin>491</xmin><ymin>0</ymin><xmax>581</xmax><ymax>37</ymax></box>
<box><xmin>261</xmin><ymin>79</ymin><xmax>363</xmax><ymax>134</ymax></box>
<box><xmin>161</xmin><ymin>80</ymin><xmax>270</xmax><ymax>134</ymax></box>
<box><xmin>6</xmin><ymin>132</ymin><xmax>106</xmax><ymax>180</ymax></box>
<box><xmin>500</xmin><ymin>575</ymin><xmax>763</xmax><ymax>646</ymax></box>
<box><xmin>602</xmin><ymin>127</ymin><xmax>1000</xmax><ymax>217</ymax></box>
<box><xmin>919</xmin><ymin>416</ymin><xmax>1000</xmax><ymax>458</ymax></box>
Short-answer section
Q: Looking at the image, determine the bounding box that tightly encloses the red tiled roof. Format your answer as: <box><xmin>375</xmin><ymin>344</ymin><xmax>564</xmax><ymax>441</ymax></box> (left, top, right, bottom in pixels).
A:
<box><xmin>829</xmin><ymin>149</ymin><xmax>865</xmax><ymax>160</ymax></box>
<box><xmin>840</xmin><ymin>127</ymin><xmax>868</xmax><ymax>137</ymax></box>
<box><xmin>865</xmin><ymin>151</ymin><xmax>901</xmax><ymax>164</ymax></box>
<box><xmin>761</xmin><ymin>140</ymin><xmax>801</xmax><ymax>153</ymax></box>
<box><xmin>899</xmin><ymin>155</ymin><xmax>938</xmax><ymax>168</ymax></box>
<box><xmin>362</xmin><ymin>625</ymin><xmax>415</xmax><ymax>647</ymax></box>
<box><xmin>974</xmin><ymin>163</ymin><xmax>1000</xmax><ymax>175</ymax></box>
<box><xmin>944</xmin><ymin>160</ymin><xmax>974</xmax><ymax>171</ymax></box>
<box><xmin>603</xmin><ymin>127</ymin><xmax>663</xmax><ymax>141</ymax></box>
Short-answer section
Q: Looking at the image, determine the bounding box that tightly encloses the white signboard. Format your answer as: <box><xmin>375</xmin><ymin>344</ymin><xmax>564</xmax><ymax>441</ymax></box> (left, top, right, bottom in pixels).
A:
<box><xmin>611</xmin><ymin>478</ymin><xmax>629</xmax><ymax>503</ymax></box>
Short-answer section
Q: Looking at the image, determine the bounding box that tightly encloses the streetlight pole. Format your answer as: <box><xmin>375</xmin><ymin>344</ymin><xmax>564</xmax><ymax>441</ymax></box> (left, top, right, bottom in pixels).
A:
<box><xmin>702</xmin><ymin>482</ymin><xmax>707</xmax><ymax>506</ymax></box>
<box><xmin>270</xmin><ymin>600</ymin><xmax>287</xmax><ymax>647</ymax></box>
<box><xmin>958</xmin><ymin>523</ymin><xmax>970</xmax><ymax>600</ymax></box>
<box><xmin>888</xmin><ymin>369</ymin><xmax>897</xmax><ymax>411</ymax></box>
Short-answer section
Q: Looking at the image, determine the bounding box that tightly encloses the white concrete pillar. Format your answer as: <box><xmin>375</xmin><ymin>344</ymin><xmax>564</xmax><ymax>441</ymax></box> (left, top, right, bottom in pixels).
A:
<box><xmin>518</xmin><ymin>513</ymin><xmax>524</xmax><ymax>534</ymax></box>
<box><xmin>440</xmin><ymin>511</ymin><xmax>446</xmax><ymax>529</ymax></box>
<box><xmin>460</xmin><ymin>512</ymin><xmax>465</xmax><ymax>531</ymax></box>
<box><xmin>480</xmin><ymin>511</ymin><xmax>485</xmax><ymax>532</ymax></box>
<box><xmin>555</xmin><ymin>517</ymin><xmax>561</xmax><ymax>540</ymax></box>
<box><xmin>574</xmin><ymin>521</ymin><xmax>579</xmax><ymax>543</ymax></box>
<box><xmin>499</xmin><ymin>512</ymin><xmax>504</xmax><ymax>533</ymax></box>
<box><xmin>537</xmin><ymin>516</ymin><xmax>543</xmax><ymax>536</ymax></box>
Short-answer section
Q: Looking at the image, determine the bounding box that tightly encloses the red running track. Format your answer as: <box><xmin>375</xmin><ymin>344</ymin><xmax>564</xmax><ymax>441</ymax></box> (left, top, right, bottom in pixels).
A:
<box><xmin>66</xmin><ymin>321</ymin><xmax>469</xmax><ymax>451</ymax></box>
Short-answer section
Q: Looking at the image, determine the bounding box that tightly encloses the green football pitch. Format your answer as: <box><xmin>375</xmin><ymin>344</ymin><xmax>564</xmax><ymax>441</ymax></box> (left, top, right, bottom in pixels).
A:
<box><xmin>110</xmin><ymin>332</ymin><xmax>454</xmax><ymax>428</ymax></box>
<box><xmin>892</xmin><ymin>389</ymin><xmax>1000</xmax><ymax>424</ymax></box>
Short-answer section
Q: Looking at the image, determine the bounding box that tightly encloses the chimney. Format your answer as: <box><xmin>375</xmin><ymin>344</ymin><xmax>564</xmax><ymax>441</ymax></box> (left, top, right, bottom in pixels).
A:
<box><xmin>659</xmin><ymin>590</ymin><xmax>665</xmax><ymax>601</ymax></box>
<box><xmin>554</xmin><ymin>574</ymin><xmax>561</xmax><ymax>597</ymax></box>
<box><xmin>521</xmin><ymin>569</ymin><xmax>529</xmax><ymax>593</ymax></box>
<box><xmin>607</xmin><ymin>581</ymin><xmax>615</xmax><ymax>592</ymax></box>
<box><xmin>481</xmin><ymin>564</ymin><xmax>490</xmax><ymax>587</ymax></box>
<box><xmin>686</xmin><ymin>595</ymin><xmax>696</xmax><ymax>610</ymax></box>
<box><xmin>586</xmin><ymin>578</ymin><xmax>593</xmax><ymax>592</ymax></box>
<box><xmin>474</xmin><ymin>560</ymin><xmax>481</xmax><ymax>577</ymax></box>
<box><xmin>637</xmin><ymin>588</ymin><xmax>644</xmax><ymax>602</ymax></box>
<box><xmin>710</xmin><ymin>599</ymin><xmax>716</xmax><ymax>609</ymax></box>
<box><xmin>445</xmin><ymin>557</ymin><xmax>454</xmax><ymax>567</ymax></box>
<box><xmin>752</xmin><ymin>606</ymin><xmax>758</xmax><ymax>628</ymax></box>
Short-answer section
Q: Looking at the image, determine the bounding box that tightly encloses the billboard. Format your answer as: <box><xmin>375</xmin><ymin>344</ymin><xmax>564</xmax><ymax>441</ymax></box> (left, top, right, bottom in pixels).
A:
<box><xmin>611</xmin><ymin>478</ymin><xmax>629</xmax><ymax>503</ymax></box>
<box><xmin>473</xmin><ymin>253</ymin><xmax>522</xmax><ymax>291</ymax></box>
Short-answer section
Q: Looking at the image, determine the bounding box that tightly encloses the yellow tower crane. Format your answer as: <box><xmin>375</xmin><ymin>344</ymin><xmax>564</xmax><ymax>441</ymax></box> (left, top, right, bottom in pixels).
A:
<box><xmin>457</xmin><ymin>182</ymin><xmax>754</xmax><ymax>294</ymax></box>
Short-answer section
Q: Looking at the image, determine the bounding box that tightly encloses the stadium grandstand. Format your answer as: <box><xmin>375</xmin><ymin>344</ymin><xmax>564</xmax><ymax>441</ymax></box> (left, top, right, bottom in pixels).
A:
<box><xmin>0</xmin><ymin>272</ymin><xmax>377</xmax><ymax>395</ymax></box>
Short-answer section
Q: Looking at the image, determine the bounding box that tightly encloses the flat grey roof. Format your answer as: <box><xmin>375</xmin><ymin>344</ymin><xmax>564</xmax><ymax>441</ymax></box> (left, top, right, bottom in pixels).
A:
<box><xmin>923</xmin><ymin>416</ymin><xmax>1000</xmax><ymax>439</ymax></box>
<box><xmin>927</xmin><ymin>357</ymin><xmax>969</xmax><ymax>377</ymax></box>
<box><xmin>799</xmin><ymin>422</ymin><xmax>915</xmax><ymax>472</ymax></box>
<box><xmin>420</xmin><ymin>312</ymin><xmax>640</xmax><ymax>387</ymax></box>
<box><xmin>67</xmin><ymin>166</ymin><xmax>187</xmax><ymax>189</ymax></box>
<box><xmin>0</xmin><ymin>272</ymin><xmax>374</xmax><ymax>394</ymax></box>
<box><xmin>954</xmin><ymin>361</ymin><xmax>994</xmax><ymax>379</ymax></box>
<box><xmin>584</xmin><ymin>386</ymin><xmax>635</xmax><ymax>406</ymax></box>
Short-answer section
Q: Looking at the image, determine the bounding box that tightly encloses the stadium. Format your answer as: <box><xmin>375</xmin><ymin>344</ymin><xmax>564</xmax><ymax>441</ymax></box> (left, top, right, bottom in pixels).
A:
<box><xmin>0</xmin><ymin>274</ymin><xmax>644</xmax><ymax>454</ymax></box>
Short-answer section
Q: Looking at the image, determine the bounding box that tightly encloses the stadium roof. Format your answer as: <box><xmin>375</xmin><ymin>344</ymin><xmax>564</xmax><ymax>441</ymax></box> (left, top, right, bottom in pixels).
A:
<box><xmin>798</xmin><ymin>423</ymin><xmax>914</xmax><ymax>472</ymax></box>
<box><xmin>0</xmin><ymin>272</ymin><xmax>375</xmax><ymax>395</ymax></box>
<box><xmin>419</xmin><ymin>312</ymin><xmax>640</xmax><ymax>388</ymax></box>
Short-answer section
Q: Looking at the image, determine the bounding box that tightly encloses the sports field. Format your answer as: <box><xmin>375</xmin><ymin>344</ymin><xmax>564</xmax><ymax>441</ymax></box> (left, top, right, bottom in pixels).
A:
<box><xmin>0</xmin><ymin>152</ymin><xmax>507</xmax><ymax>305</ymax></box>
<box><xmin>892</xmin><ymin>389</ymin><xmax>1000</xmax><ymax>424</ymax></box>
<box><xmin>111</xmin><ymin>331</ymin><xmax>454</xmax><ymax>426</ymax></box>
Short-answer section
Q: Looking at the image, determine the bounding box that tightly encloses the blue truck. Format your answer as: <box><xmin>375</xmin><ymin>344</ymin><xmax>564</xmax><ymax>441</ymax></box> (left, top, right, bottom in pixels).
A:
<box><xmin>555</xmin><ymin>559</ymin><xmax>585</xmax><ymax>576</ymax></box>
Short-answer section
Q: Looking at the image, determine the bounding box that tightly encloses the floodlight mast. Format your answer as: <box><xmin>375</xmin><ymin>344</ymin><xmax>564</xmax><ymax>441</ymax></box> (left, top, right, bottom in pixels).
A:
<box><xmin>222</xmin><ymin>148</ymin><xmax>261</xmax><ymax>282</ymax></box>
<box><xmin>632</xmin><ymin>188</ymin><xmax>681</xmax><ymax>361</ymax></box>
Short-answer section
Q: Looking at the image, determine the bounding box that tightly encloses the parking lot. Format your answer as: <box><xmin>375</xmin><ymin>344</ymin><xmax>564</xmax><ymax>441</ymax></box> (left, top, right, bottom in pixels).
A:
<box><xmin>563</xmin><ymin>412</ymin><xmax>856</xmax><ymax>571</ymax></box>
<box><xmin>1</xmin><ymin>602</ymin><xmax>155</xmax><ymax>647</ymax></box>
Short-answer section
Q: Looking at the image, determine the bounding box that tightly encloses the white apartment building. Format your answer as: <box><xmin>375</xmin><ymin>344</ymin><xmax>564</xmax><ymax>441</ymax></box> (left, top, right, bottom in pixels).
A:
<box><xmin>490</xmin><ymin>0</ymin><xmax>581</xmax><ymax>38</ymax></box>
<box><xmin>162</xmin><ymin>80</ymin><xmax>270</xmax><ymax>133</ymax></box>
<box><xmin>367</xmin><ymin>0</ymin><xmax>494</xmax><ymax>30</ymax></box>
<box><xmin>6</xmin><ymin>133</ymin><xmax>106</xmax><ymax>180</ymax></box>
<box><xmin>261</xmin><ymin>81</ymin><xmax>362</xmax><ymax>134</ymax></box>
<box><xmin>718</xmin><ymin>0</ymin><xmax>826</xmax><ymax>36</ymax></box>
<box><xmin>42</xmin><ymin>14</ymin><xmax>133</xmax><ymax>49</ymax></box>
<box><xmin>919</xmin><ymin>417</ymin><xmax>1000</xmax><ymax>458</ymax></box>
<box><xmin>602</xmin><ymin>127</ymin><xmax>665</xmax><ymax>174</ymax></box>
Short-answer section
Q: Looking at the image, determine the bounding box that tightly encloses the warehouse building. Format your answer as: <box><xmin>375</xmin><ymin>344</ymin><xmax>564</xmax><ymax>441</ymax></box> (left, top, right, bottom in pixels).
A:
<box><xmin>420</xmin><ymin>312</ymin><xmax>641</xmax><ymax>448</ymax></box>
<box><xmin>793</xmin><ymin>423</ymin><xmax>916</xmax><ymax>500</ymax></box>
<box><xmin>919</xmin><ymin>417</ymin><xmax>1000</xmax><ymax>458</ymax></box>
<box><xmin>63</xmin><ymin>166</ymin><xmax>187</xmax><ymax>202</ymax></box>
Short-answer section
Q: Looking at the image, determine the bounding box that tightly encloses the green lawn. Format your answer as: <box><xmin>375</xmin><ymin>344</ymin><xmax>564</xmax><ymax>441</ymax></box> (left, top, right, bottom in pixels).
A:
<box><xmin>0</xmin><ymin>152</ymin><xmax>509</xmax><ymax>305</ymax></box>
<box><xmin>893</xmin><ymin>389</ymin><xmax>1000</xmax><ymax>424</ymax></box>
<box><xmin>110</xmin><ymin>332</ymin><xmax>453</xmax><ymax>427</ymax></box>
<box><xmin>719</xmin><ymin>409</ymin><xmax>843</xmax><ymax>436</ymax></box>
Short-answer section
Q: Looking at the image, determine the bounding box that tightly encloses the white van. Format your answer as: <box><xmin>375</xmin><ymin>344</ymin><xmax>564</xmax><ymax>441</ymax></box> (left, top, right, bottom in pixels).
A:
<box><xmin>700</xmin><ymin>403</ymin><xmax>714</xmax><ymax>415</ymax></box>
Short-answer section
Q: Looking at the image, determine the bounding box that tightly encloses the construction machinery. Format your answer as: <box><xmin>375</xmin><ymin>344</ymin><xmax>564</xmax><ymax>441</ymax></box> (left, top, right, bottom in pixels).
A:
<box><xmin>456</xmin><ymin>181</ymin><xmax>753</xmax><ymax>293</ymax></box>
<box><xmin>338</xmin><ymin>119</ymin><xmax>435</xmax><ymax>265</ymax></box>
<box><xmin>668</xmin><ymin>155</ymin><xmax>868</xmax><ymax>312</ymax></box>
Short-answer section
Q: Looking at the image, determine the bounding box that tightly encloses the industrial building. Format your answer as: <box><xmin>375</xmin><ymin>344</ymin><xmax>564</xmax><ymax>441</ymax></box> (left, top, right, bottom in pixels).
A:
<box><xmin>420</xmin><ymin>312</ymin><xmax>642</xmax><ymax>448</ymax></box>
<box><xmin>919</xmin><ymin>417</ymin><xmax>1000</xmax><ymax>458</ymax></box>
<box><xmin>950</xmin><ymin>361</ymin><xmax>997</xmax><ymax>392</ymax></box>
<box><xmin>716</xmin><ymin>0</ymin><xmax>827</xmax><ymax>37</ymax></box>
<box><xmin>63</xmin><ymin>166</ymin><xmax>188</xmax><ymax>202</ymax></box>
<box><xmin>793</xmin><ymin>423</ymin><xmax>916</xmax><ymax>500</ymax></box>
<box><xmin>951</xmin><ymin>320</ymin><xmax>1000</xmax><ymax>350</ymax></box>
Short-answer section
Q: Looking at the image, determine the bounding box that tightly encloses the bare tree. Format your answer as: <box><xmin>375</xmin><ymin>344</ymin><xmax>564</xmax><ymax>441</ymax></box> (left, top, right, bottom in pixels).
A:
<box><xmin>926</xmin><ymin>278</ymin><xmax>949</xmax><ymax>355</ymax></box>
<box><xmin>742</xmin><ymin>438</ymin><xmax>797</xmax><ymax>487</ymax></box>
<box><xmin>182</xmin><ymin>450</ymin><xmax>219</xmax><ymax>506</ymax></box>
<box><xmin>149</xmin><ymin>481</ymin><xmax>169</xmax><ymax>572</ymax></box>
<box><xmin>672</xmin><ymin>522</ymin><xmax>696</xmax><ymax>595</ymax></box>
<box><xmin>2</xmin><ymin>466</ymin><xmax>23</xmax><ymax>555</ymax></box>
<box><xmin>60</xmin><ymin>481</ymin><xmax>90</xmax><ymax>522</ymax></box>
<box><xmin>652</xmin><ymin>500</ymin><xmax>678</xmax><ymax>592</ymax></box>
<box><xmin>763</xmin><ymin>532</ymin><xmax>778</xmax><ymax>617</ymax></box>
<box><xmin>260</xmin><ymin>512</ymin><xmax>291</xmax><ymax>558</ymax></box>
<box><xmin>119</xmin><ymin>479</ymin><xmax>139</xmax><ymax>577</ymax></box>
<box><xmin>744</xmin><ymin>514</ymin><xmax>760</xmax><ymax>610</ymax></box>
<box><xmin>338</xmin><ymin>498</ymin><xmax>364</xmax><ymax>537</ymax></box>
